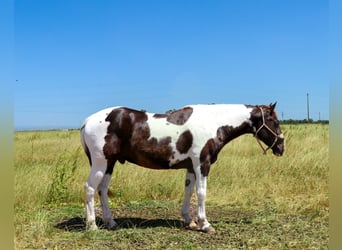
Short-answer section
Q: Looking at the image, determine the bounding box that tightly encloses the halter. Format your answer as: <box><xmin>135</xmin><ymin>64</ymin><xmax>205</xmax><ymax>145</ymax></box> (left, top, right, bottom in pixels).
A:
<box><xmin>254</xmin><ymin>107</ymin><xmax>282</xmax><ymax>155</ymax></box>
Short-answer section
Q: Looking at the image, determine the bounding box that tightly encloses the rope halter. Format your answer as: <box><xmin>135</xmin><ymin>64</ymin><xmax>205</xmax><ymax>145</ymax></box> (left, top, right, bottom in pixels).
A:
<box><xmin>254</xmin><ymin>107</ymin><xmax>283</xmax><ymax>155</ymax></box>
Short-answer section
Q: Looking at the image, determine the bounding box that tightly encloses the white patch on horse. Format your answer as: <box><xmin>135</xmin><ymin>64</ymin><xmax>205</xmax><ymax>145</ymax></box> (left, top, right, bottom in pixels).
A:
<box><xmin>82</xmin><ymin>107</ymin><xmax>117</xmax><ymax>158</ymax></box>
<box><xmin>147</xmin><ymin>113</ymin><xmax>190</xmax><ymax>165</ymax></box>
<box><xmin>184</xmin><ymin>104</ymin><xmax>253</xmax><ymax>155</ymax></box>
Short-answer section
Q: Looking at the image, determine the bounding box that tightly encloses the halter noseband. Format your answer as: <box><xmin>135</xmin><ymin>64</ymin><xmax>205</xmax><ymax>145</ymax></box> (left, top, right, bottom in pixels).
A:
<box><xmin>254</xmin><ymin>107</ymin><xmax>283</xmax><ymax>155</ymax></box>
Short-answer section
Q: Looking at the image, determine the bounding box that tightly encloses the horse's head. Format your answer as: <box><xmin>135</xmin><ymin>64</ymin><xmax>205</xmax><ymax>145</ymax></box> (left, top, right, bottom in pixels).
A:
<box><xmin>250</xmin><ymin>102</ymin><xmax>285</xmax><ymax>156</ymax></box>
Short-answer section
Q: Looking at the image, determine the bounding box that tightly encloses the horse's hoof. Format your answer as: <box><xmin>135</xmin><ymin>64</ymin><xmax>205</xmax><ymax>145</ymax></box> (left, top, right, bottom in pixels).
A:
<box><xmin>201</xmin><ymin>225</ymin><xmax>216</xmax><ymax>233</ymax></box>
<box><xmin>87</xmin><ymin>224</ymin><xmax>98</xmax><ymax>231</ymax></box>
<box><xmin>185</xmin><ymin>220</ymin><xmax>199</xmax><ymax>231</ymax></box>
<box><xmin>107</xmin><ymin>220</ymin><xmax>118</xmax><ymax>230</ymax></box>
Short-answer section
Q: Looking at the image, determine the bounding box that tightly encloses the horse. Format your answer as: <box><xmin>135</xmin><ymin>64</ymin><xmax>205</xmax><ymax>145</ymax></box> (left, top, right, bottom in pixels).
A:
<box><xmin>80</xmin><ymin>103</ymin><xmax>284</xmax><ymax>232</ymax></box>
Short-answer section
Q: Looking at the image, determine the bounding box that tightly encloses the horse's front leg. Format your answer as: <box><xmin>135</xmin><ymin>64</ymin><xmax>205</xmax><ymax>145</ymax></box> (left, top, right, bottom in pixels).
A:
<box><xmin>181</xmin><ymin>170</ymin><xmax>197</xmax><ymax>229</ymax></box>
<box><xmin>194</xmin><ymin>165</ymin><xmax>215</xmax><ymax>233</ymax></box>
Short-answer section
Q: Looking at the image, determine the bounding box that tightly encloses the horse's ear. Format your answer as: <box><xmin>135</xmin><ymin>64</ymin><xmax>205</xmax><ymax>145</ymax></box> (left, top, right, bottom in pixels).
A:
<box><xmin>270</xmin><ymin>102</ymin><xmax>277</xmax><ymax>112</ymax></box>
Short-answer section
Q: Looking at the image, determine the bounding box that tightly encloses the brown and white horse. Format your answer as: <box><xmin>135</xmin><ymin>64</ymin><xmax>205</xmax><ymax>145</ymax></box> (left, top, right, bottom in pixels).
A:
<box><xmin>81</xmin><ymin>103</ymin><xmax>284</xmax><ymax>232</ymax></box>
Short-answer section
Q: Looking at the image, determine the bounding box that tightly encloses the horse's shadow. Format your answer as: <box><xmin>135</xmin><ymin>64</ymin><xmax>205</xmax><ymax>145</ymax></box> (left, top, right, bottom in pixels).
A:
<box><xmin>55</xmin><ymin>215</ymin><xmax>253</xmax><ymax>232</ymax></box>
<box><xmin>55</xmin><ymin>216</ymin><xmax>184</xmax><ymax>232</ymax></box>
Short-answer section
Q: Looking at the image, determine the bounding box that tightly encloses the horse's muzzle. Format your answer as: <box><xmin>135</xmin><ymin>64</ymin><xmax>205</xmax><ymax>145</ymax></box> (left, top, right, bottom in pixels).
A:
<box><xmin>272</xmin><ymin>138</ymin><xmax>285</xmax><ymax>156</ymax></box>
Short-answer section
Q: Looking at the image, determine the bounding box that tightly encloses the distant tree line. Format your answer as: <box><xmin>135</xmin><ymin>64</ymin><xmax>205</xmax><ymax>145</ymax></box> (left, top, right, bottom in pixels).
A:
<box><xmin>280</xmin><ymin>119</ymin><xmax>329</xmax><ymax>124</ymax></box>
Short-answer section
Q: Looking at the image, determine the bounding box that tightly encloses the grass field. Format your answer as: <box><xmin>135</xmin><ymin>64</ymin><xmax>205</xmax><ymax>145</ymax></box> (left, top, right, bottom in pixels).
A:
<box><xmin>14</xmin><ymin>124</ymin><xmax>328</xmax><ymax>249</ymax></box>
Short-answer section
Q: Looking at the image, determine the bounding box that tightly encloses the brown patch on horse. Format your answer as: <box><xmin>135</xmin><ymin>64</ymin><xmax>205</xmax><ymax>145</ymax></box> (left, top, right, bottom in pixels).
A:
<box><xmin>153</xmin><ymin>107</ymin><xmax>193</xmax><ymax>125</ymax></box>
<box><xmin>104</xmin><ymin>108</ymin><xmax>148</xmax><ymax>163</ymax></box>
<box><xmin>167</xmin><ymin>107</ymin><xmax>193</xmax><ymax>125</ymax></box>
<box><xmin>131</xmin><ymin>138</ymin><xmax>173</xmax><ymax>169</ymax></box>
<box><xmin>176</xmin><ymin>130</ymin><xmax>193</xmax><ymax>154</ymax></box>
<box><xmin>199</xmin><ymin>139</ymin><xmax>215</xmax><ymax>177</ymax></box>
<box><xmin>153</xmin><ymin>113</ymin><xmax>168</xmax><ymax>119</ymax></box>
<box><xmin>103</xmin><ymin>107</ymin><xmax>192</xmax><ymax>170</ymax></box>
<box><xmin>171</xmin><ymin>157</ymin><xmax>193</xmax><ymax>170</ymax></box>
<box><xmin>200</xmin><ymin>122</ymin><xmax>253</xmax><ymax>177</ymax></box>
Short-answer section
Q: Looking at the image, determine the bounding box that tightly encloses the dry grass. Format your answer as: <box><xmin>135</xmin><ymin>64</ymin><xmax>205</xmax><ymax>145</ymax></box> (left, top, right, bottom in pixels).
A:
<box><xmin>14</xmin><ymin>124</ymin><xmax>329</xmax><ymax>249</ymax></box>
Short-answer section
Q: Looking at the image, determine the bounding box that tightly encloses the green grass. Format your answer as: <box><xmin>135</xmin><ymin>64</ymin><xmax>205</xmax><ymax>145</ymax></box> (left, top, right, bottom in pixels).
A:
<box><xmin>14</xmin><ymin>124</ymin><xmax>328</xmax><ymax>249</ymax></box>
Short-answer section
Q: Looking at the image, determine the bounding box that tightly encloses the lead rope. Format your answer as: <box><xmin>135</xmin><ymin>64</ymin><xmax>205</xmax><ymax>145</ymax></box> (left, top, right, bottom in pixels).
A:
<box><xmin>254</xmin><ymin>107</ymin><xmax>279</xmax><ymax>155</ymax></box>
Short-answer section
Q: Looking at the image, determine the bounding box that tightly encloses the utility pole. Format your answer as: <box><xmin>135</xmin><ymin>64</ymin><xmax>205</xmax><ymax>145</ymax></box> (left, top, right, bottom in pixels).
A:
<box><xmin>307</xmin><ymin>93</ymin><xmax>310</xmax><ymax>122</ymax></box>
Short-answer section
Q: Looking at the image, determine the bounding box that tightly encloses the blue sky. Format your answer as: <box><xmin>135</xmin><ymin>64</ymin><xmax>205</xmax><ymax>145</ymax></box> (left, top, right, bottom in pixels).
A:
<box><xmin>14</xmin><ymin>0</ymin><xmax>329</xmax><ymax>130</ymax></box>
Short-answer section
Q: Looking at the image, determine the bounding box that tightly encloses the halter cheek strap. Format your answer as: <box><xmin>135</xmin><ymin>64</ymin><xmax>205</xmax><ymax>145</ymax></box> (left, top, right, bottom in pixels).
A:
<box><xmin>254</xmin><ymin>107</ymin><xmax>283</xmax><ymax>155</ymax></box>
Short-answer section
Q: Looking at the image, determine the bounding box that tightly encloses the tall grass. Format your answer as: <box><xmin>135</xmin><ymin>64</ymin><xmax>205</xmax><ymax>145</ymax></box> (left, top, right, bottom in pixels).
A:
<box><xmin>14</xmin><ymin>124</ymin><xmax>328</xmax><ymax>215</ymax></box>
<box><xmin>209</xmin><ymin>124</ymin><xmax>328</xmax><ymax>216</ymax></box>
<box><xmin>14</xmin><ymin>131</ymin><xmax>87</xmax><ymax>208</ymax></box>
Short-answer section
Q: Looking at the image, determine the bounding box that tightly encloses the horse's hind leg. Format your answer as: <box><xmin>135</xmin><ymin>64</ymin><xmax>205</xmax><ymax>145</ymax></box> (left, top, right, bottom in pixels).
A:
<box><xmin>181</xmin><ymin>170</ymin><xmax>197</xmax><ymax>229</ymax></box>
<box><xmin>97</xmin><ymin>159</ymin><xmax>117</xmax><ymax>229</ymax></box>
<box><xmin>85</xmin><ymin>158</ymin><xmax>107</xmax><ymax>230</ymax></box>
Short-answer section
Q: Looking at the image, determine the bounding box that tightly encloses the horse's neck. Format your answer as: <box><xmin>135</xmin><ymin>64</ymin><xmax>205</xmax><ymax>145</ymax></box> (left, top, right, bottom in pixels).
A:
<box><xmin>215</xmin><ymin>121</ymin><xmax>253</xmax><ymax>150</ymax></box>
